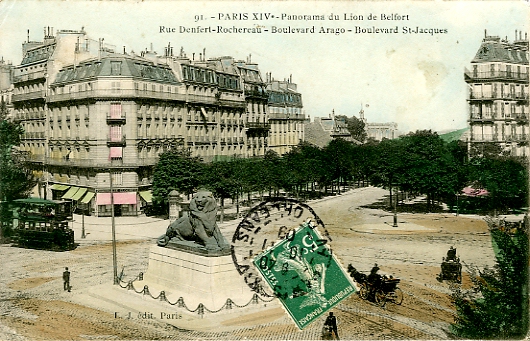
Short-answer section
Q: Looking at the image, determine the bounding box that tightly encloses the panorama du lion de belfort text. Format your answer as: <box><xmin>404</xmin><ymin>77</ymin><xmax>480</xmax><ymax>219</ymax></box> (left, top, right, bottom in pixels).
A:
<box><xmin>160</xmin><ymin>12</ymin><xmax>449</xmax><ymax>36</ymax></box>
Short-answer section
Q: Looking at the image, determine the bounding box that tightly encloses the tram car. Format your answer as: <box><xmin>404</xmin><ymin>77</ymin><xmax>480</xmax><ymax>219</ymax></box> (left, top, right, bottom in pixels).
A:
<box><xmin>10</xmin><ymin>198</ymin><xmax>76</xmax><ymax>251</ymax></box>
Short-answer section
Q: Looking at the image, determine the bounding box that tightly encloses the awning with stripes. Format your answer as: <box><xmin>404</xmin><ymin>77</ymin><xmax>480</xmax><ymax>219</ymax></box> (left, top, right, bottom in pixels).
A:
<box><xmin>50</xmin><ymin>184</ymin><xmax>70</xmax><ymax>191</ymax></box>
<box><xmin>71</xmin><ymin>187</ymin><xmax>88</xmax><ymax>201</ymax></box>
<box><xmin>139</xmin><ymin>190</ymin><xmax>153</xmax><ymax>203</ymax></box>
<box><xmin>62</xmin><ymin>187</ymin><xmax>80</xmax><ymax>199</ymax></box>
<box><xmin>80</xmin><ymin>192</ymin><xmax>95</xmax><ymax>204</ymax></box>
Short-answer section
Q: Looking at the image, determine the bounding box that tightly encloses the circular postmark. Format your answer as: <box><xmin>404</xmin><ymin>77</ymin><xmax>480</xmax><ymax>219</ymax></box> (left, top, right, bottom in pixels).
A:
<box><xmin>231</xmin><ymin>198</ymin><xmax>332</xmax><ymax>297</ymax></box>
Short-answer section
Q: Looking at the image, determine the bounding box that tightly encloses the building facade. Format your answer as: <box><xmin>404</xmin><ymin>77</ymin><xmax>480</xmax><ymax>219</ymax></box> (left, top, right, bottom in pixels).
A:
<box><xmin>465</xmin><ymin>30</ymin><xmax>529</xmax><ymax>156</ymax></box>
<box><xmin>12</xmin><ymin>29</ymin><xmax>303</xmax><ymax>216</ymax></box>
<box><xmin>266</xmin><ymin>75</ymin><xmax>305</xmax><ymax>155</ymax></box>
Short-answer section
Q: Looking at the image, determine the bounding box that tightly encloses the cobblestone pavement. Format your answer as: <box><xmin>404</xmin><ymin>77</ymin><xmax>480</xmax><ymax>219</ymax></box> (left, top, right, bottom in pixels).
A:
<box><xmin>0</xmin><ymin>186</ymin><xmax>497</xmax><ymax>340</ymax></box>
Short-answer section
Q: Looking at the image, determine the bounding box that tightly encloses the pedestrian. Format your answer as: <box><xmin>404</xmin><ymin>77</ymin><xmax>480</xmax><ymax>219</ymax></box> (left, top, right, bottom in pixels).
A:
<box><xmin>63</xmin><ymin>267</ymin><xmax>70</xmax><ymax>292</ymax></box>
<box><xmin>322</xmin><ymin>311</ymin><xmax>339</xmax><ymax>339</ymax></box>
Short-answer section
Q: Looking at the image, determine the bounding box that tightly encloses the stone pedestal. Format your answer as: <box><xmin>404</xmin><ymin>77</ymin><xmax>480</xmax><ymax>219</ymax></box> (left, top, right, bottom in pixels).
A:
<box><xmin>168</xmin><ymin>190</ymin><xmax>182</xmax><ymax>221</ymax></box>
<box><xmin>142</xmin><ymin>245</ymin><xmax>255</xmax><ymax>310</ymax></box>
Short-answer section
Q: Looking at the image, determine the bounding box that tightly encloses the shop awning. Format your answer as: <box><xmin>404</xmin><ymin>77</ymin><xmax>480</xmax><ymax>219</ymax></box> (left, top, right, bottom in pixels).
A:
<box><xmin>109</xmin><ymin>147</ymin><xmax>123</xmax><ymax>158</ymax></box>
<box><xmin>71</xmin><ymin>187</ymin><xmax>88</xmax><ymax>201</ymax></box>
<box><xmin>96</xmin><ymin>192</ymin><xmax>137</xmax><ymax>205</ymax></box>
<box><xmin>80</xmin><ymin>192</ymin><xmax>95</xmax><ymax>204</ymax></box>
<box><xmin>139</xmin><ymin>190</ymin><xmax>153</xmax><ymax>203</ymax></box>
<box><xmin>462</xmin><ymin>186</ymin><xmax>489</xmax><ymax>197</ymax></box>
<box><xmin>114</xmin><ymin>192</ymin><xmax>137</xmax><ymax>205</ymax></box>
<box><xmin>50</xmin><ymin>184</ymin><xmax>70</xmax><ymax>191</ymax></box>
<box><xmin>62</xmin><ymin>187</ymin><xmax>80</xmax><ymax>199</ymax></box>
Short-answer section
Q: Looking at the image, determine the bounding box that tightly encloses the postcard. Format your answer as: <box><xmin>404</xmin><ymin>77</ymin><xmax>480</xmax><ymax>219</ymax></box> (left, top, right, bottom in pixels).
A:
<box><xmin>0</xmin><ymin>0</ymin><xmax>528</xmax><ymax>340</ymax></box>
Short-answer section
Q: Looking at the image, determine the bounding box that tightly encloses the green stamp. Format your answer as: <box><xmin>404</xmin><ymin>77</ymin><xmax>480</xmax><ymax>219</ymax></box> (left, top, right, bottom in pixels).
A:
<box><xmin>253</xmin><ymin>221</ymin><xmax>356</xmax><ymax>329</ymax></box>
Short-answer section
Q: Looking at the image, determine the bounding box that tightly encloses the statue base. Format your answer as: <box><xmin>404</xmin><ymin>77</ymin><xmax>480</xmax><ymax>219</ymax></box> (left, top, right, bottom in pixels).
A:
<box><xmin>166</xmin><ymin>239</ymin><xmax>231</xmax><ymax>257</ymax></box>
<box><xmin>141</xmin><ymin>245</ymin><xmax>256</xmax><ymax>310</ymax></box>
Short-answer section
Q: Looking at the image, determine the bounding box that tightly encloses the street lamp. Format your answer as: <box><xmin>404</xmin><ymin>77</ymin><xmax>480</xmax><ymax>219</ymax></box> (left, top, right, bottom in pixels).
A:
<box><xmin>392</xmin><ymin>184</ymin><xmax>398</xmax><ymax>228</ymax></box>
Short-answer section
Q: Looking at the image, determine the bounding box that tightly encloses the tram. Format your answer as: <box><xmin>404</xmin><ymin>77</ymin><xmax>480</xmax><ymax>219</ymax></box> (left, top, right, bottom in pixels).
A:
<box><xmin>8</xmin><ymin>198</ymin><xmax>76</xmax><ymax>251</ymax></box>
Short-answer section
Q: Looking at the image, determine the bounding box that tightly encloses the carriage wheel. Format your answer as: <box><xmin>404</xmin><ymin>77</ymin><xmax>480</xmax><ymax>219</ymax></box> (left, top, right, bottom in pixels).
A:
<box><xmin>374</xmin><ymin>290</ymin><xmax>386</xmax><ymax>307</ymax></box>
<box><xmin>359</xmin><ymin>284</ymin><xmax>369</xmax><ymax>300</ymax></box>
<box><xmin>393</xmin><ymin>288</ymin><xmax>403</xmax><ymax>305</ymax></box>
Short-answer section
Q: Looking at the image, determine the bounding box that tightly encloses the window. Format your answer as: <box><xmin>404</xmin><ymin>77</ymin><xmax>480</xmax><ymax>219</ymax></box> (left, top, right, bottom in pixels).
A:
<box><xmin>110</xmin><ymin>103</ymin><xmax>122</xmax><ymax>119</ymax></box>
<box><xmin>109</xmin><ymin>125</ymin><xmax>122</xmax><ymax>141</ymax></box>
<box><xmin>111</xmin><ymin>171</ymin><xmax>123</xmax><ymax>185</ymax></box>
<box><xmin>110</xmin><ymin>61</ymin><xmax>122</xmax><ymax>75</ymax></box>
<box><xmin>111</xmin><ymin>82</ymin><xmax>121</xmax><ymax>93</ymax></box>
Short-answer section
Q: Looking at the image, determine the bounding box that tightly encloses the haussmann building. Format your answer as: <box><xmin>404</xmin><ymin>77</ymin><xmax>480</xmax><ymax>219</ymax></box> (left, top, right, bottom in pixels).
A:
<box><xmin>12</xmin><ymin>28</ymin><xmax>304</xmax><ymax>216</ymax></box>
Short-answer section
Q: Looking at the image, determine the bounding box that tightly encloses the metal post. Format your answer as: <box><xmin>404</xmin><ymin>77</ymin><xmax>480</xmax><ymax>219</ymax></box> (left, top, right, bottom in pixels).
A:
<box><xmin>110</xmin><ymin>171</ymin><xmax>118</xmax><ymax>284</ymax></box>
<box><xmin>392</xmin><ymin>186</ymin><xmax>398</xmax><ymax>227</ymax></box>
<box><xmin>81</xmin><ymin>212</ymin><xmax>85</xmax><ymax>238</ymax></box>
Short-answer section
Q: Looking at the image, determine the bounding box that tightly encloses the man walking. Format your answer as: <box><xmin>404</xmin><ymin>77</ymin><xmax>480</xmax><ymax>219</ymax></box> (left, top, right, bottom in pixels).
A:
<box><xmin>322</xmin><ymin>311</ymin><xmax>339</xmax><ymax>339</ymax></box>
<box><xmin>63</xmin><ymin>267</ymin><xmax>70</xmax><ymax>292</ymax></box>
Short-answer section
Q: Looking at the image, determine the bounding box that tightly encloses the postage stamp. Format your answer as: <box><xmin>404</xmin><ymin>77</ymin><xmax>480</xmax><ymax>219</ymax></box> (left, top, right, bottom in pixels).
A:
<box><xmin>253</xmin><ymin>220</ymin><xmax>356</xmax><ymax>329</ymax></box>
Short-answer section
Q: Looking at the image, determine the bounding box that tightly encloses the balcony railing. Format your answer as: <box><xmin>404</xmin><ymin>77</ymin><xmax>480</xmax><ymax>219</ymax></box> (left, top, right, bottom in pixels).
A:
<box><xmin>107</xmin><ymin>135</ymin><xmax>126</xmax><ymax>146</ymax></box>
<box><xmin>470</xmin><ymin>92</ymin><xmax>530</xmax><ymax>100</ymax></box>
<box><xmin>12</xmin><ymin>90</ymin><xmax>46</xmax><ymax>103</ymax></box>
<box><xmin>465</xmin><ymin>69</ymin><xmax>529</xmax><ymax>81</ymax></box>
<box><xmin>106</xmin><ymin>113</ymin><xmax>126</xmax><ymax>124</ymax></box>
<box><xmin>471</xmin><ymin>134</ymin><xmax>497</xmax><ymax>142</ymax></box>
<box><xmin>246</xmin><ymin>122</ymin><xmax>271</xmax><ymax>130</ymax></box>
<box><xmin>45</xmin><ymin>157</ymin><xmax>159</xmax><ymax>167</ymax></box>
<box><xmin>47</xmin><ymin>89</ymin><xmax>219</xmax><ymax>104</ymax></box>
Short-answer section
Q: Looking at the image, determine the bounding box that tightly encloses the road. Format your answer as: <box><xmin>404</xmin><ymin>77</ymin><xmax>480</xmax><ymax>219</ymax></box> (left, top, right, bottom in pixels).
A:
<box><xmin>0</xmin><ymin>186</ymin><xmax>498</xmax><ymax>340</ymax></box>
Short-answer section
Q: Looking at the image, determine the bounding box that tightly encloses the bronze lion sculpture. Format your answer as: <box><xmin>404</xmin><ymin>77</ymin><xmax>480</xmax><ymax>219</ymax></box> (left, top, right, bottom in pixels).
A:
<box><xmin>157</xmin><ymin>190</ymin><xmax>230</xmax><ymax>251</ymax></box>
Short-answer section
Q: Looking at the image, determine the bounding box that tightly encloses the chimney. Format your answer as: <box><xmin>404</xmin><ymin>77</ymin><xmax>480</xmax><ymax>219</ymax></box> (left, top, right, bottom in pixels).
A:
<box><xmin>484</xmin><ymin>29</ymin><xmax>487</xmax><ymax>38</ymax></box>
<box><xmin>123</xmin><ymin>46</ymin><xmax>126</xmax><ymax>54</ymax></box>
<box><xmin>192</xmin><ymin>53</ymin><xmax>195</xmax><ymax>60</ymax></box>
<box><xmin>199</xmin><ymin>53</ymin><xmax>202</xmax><ymax>61</ymax></box>
<box><xmin>203</xmin><ymin>48</ymin><xmax>206</xmax><ymax>61</ymax></box>
<box><xmin>27</xmin><ymin>29</ymin><xmax>29</xmax><ymax>42</ymax></box>
<box><xmin>516</xmin><ymin>30</ymin><xmax>518</xmax><ymax>40</ymax></box>
<box><xmin>170</xmin><ymin>47</ymin><xmax>173</xmax><ymax>56</ymax></box>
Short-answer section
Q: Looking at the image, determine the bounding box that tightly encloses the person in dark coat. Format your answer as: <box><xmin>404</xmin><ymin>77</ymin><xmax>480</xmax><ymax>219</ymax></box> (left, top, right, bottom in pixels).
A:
<box><xmin>63</xmin><ymin>267</ymin><xmax>70</xmax><ymax>292</ymax></box>
<box><xmin>323</xmin><ymin>311</ymin><xmax>339</xmax><ymax>339</ymax></box>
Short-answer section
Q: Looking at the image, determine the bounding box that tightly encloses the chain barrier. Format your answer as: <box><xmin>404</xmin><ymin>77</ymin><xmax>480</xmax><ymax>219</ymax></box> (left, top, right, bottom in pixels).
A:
<box><xmin>117</xmin><ymin>274</ymin><xmax>276</xmax><ymax>316</ymax></box>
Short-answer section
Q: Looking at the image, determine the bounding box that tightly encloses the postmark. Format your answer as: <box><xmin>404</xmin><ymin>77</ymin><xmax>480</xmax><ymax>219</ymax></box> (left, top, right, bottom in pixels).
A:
<box><xmin>231</xmin><ymin>198</ymin><xmax>355</xmax><ymax>329</ymax></box>
<box><xmin>231</xmin><ymin>198</ymin><xmax>331</xmax><ymax>297</ymax></box>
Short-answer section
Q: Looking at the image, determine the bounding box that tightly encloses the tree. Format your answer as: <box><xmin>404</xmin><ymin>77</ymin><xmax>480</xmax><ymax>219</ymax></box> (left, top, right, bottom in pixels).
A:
<box><xmin>322</xmin><ymin>138</ymin><xmax>355</xmax><ymax>194</ymax></box>
<box><xmin>151</xmin><ymin>149</ymin><xmax>204</xmax><ymax>214</ymax></box>
<box><xmin>398</xmin><ymin>130</ymin><xmax>460</xmax><ymax>211</ymax></box>
<box><xmin>451</xmin><ymin>217</ymin><xmax>529</xmax><ymax>339</ymax></box>
<box><xmin>0</xmin><ymin>100</ymin><xmax>36</xmax><ymax>240</ymax></box>
<box><xmin>202</xmin><ymin>160</ymin><xmax>237</xmax><ymax>223</ymax></box>
<box><xmin>369</xmin><ymin>137</ymin><xmax>404</xmax><ymax>206</ymax></box>
<box><xmin>466</xmin><ymin>156</ymin><xmax>528</xmax><ymax>213</ymax></box>
<box><xmin>335</xmin><ymin>115</ymin><xmax>367</xmax><ymax>143</ymax></box>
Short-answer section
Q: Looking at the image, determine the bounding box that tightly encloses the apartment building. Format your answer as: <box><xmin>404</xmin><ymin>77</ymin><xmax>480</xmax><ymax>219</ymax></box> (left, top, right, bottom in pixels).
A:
<box><xmin>12</xmin><ymin>29</ymin><xmax>303</xmax><ymax>216</ymax></box>
<box><xmin>266</xmin><ymin>75</ymin><xmax>305</xmax><ymax>155</ymax></box>
<box><xmin>465</xmin><ymin>30</ymin><xmax>529</xmax><ymax>156</ymax></box>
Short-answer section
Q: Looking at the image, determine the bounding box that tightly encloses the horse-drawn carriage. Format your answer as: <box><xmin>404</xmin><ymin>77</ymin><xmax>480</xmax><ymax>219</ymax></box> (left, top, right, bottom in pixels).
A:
<box><xmin>348</xmin><ymin>264</ymin><xmax>403</xmax><ymax>307</ymax></box>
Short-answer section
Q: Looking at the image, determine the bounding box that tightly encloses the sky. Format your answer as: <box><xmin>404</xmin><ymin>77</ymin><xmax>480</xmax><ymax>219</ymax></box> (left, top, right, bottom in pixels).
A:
<box><xmin>0</xmin><ymin>0</ymin><xmax>528</xmax><ymax>134</ymax></box>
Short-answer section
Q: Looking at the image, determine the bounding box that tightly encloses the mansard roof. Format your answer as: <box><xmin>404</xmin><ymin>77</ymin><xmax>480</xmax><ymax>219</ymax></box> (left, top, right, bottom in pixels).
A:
<box><xmin>472</xmin><ymin>37</ymin><xmax>529</xmax><ymax>65</ymax></box>
<box><xmin>20</xmin><ymin>44</ymin><xmax>56</xmax><ymax>65</ymax></box>
<box><xmin>52</xmin><ymin>55</ymin><xmax>179</xmax><ymax>85</ymax></box>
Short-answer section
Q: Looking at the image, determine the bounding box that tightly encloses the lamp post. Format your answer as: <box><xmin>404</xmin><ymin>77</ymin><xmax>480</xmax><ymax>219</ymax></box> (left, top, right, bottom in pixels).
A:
<box><xmin>392</xmin><ymin>184</ymin><xmax>398</xmax><ymax>227</ymax></box>
<box><xmin>110</xmin><ymin>170</ymin><xmax>118</xmax><ymax>285</ymax></box>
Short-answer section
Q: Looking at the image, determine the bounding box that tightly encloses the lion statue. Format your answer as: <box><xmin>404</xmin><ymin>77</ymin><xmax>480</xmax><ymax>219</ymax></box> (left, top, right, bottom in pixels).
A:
<box><xmin>157</xmin><ymin>190</ymin><xmax>230</xmax><ymax>251</ymax></box>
